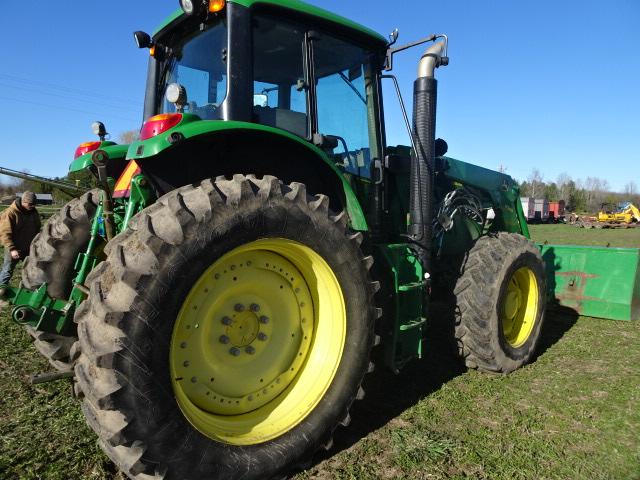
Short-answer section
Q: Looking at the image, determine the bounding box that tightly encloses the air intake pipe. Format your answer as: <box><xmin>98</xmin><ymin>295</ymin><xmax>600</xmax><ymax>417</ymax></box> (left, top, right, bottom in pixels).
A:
<box><xmin>409</xmin><ymin>40</ymin><xmax>447</xmax><ymax>275</ymax></box>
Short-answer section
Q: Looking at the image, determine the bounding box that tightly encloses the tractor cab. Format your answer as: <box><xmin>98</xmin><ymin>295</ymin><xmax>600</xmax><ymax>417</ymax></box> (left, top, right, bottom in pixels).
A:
<box><xmin>139</xmin><ymin>0</ymin><xmax>387</xmax><ymax>178</ymax></box>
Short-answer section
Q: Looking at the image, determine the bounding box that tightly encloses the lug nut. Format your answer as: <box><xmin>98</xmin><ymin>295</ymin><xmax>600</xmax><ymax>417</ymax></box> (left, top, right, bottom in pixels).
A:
<box><xmin>245</xmin><ymin>346</ymin><xmax>255</xmax><ymax>355</ymax></box>
<box><xmin>229</xmin><ymin>347</ymin><xmax>241</xmax><ymax>356</ymax></box>
<box><xmin>221</xmin><ymin>316</ymin><xmax>232</xmax><ymax>326</ymax></box>
<box><xmin>250</xmin><ymin>303</ymin><xmax>260</xmax><ymax>312</ymax></box>
<box><xmin>258</xmin><ymin>332</ymin><xmax>268</xmax><ymax>341</ymax></box>
<box><xmin>219</xmin><ymin>335</ymin><xmax>230</xmax><ymax>344</ymax></box>
<box><xmin>234</xmin><ymin>304</ymin><xmax>245</xmax><ymax>312</ymax></box>
<box><xmin>259</xmin><ymin>315</ymin><xmax>269</xmax><ymax>324</ymax></box>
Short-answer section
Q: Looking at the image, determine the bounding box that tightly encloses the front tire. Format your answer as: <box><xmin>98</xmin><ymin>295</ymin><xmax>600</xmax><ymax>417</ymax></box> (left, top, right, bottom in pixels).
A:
<box><xmin>74</xmin><ymin>175</ymin><xmax>379</xmax><ymax>479</ymax></box>
<box><xmin>453</xmin><ymin>232</ymin><xmax>546</xmax><ymax>373</ymax></box>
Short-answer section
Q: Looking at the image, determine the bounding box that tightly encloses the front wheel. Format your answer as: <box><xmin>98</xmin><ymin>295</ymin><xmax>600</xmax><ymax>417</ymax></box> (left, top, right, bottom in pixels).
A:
<box><xmin>74</xmin><ymin>175</ymin><xmax>379</xmax><ymax>479</ymax></box>
<box><xmin>453</xmin><ymin>232</ymin><xmax>546</xmax><ymax>373</ymax></box>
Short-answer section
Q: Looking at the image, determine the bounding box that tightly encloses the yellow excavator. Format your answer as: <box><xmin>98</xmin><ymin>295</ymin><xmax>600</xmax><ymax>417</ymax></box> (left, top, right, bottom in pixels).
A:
<box><xmin>597</xmin><ymin>202</ymin><xmax>640</xmax><ymax>224</ymax></box>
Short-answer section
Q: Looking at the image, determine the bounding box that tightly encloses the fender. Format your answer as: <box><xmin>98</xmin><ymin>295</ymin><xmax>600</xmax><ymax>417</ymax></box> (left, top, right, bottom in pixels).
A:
<box><xmin>68</xmin><ymin>142</ymin><xmax>130</xmax><ymax>174</ymax></box>
<box><xmin>126</xmin><ymin>116</ymin><xmax>369</xmax><ymax>231</ymax></box>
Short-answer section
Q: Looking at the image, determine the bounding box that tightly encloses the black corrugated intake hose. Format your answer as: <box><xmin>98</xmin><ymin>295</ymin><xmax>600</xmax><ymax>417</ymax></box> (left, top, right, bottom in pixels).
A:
<box><xmin>410</xmin><ymin>76</ymin><xmax>437</xmax><ymax>272</ymax></box>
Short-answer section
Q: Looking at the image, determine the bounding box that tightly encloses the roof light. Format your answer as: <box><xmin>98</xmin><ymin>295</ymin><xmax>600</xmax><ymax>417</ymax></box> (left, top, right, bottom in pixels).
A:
<box><xmin>140</xmin><ymin>114</ymin><xmax>183</xmax><ymax>141</ymax></box>
<box><xmin>180</xmin><ymin>0</ymin><xmax>196</xmax><ymax>15</ymax></box>
<box><xmin>74</xmin><ymin>141</ymin><xmax>102</xmax><ymax>159</ymax></box>
<box><xmin>209</xmin><ymin>0</ymin><xmax>225</xmax><ymax>13</ymax></box>
<box><xmin>179</xmin><ymin>0</ymin><xmax>225</xmax><ymax>16</ymax></box>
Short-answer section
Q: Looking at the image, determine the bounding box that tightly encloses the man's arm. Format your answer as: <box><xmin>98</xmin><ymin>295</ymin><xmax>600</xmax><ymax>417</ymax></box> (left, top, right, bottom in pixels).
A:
<box><xmin>0</xmin><ymin>210</ymin><xmax>17</xmax><ymax>252</ymax></box>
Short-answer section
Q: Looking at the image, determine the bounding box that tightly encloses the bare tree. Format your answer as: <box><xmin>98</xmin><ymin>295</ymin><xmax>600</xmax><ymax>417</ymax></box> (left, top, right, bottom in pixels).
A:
<box><xmin>583</xmin><ymin>177</ymin><xmax>611</xmax><ymax>211</ymax></box>
<box><xmin>527</xmin><ymin>169</ymin><xmax>544</xmax><ymax>199</ymax></box>
<box><xmin>119</xmin><ymin>129</ymin><xmax>140</xmax><ymax>144</ymax></box>
<box><xmin>624</xmin><ymin>181</ymin><xmax>637</xmax><ymax>196</ymax></box>
<box><xmin>556</xmin><ymin>172</ymin><xmax>572</xmax><ymax>201</ymax></box>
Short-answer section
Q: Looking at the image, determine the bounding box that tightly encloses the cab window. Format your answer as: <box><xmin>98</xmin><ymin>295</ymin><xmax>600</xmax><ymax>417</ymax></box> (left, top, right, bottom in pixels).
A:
<box><xmin>252</xmin><ymin>15</ymin><xmax>308</xmax><ymax>138</ymax></box>
<box><xmin>313</xmin><ymin>35</ymin><xmax>379</xmax><ymax>178</ymax></box>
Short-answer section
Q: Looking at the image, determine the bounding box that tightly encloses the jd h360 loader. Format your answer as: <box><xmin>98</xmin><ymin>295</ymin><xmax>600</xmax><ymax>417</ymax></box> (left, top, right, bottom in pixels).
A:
<box><xmin>3</xmin><ymin>0</ymin><xmax>639</xmax><ymax>478</ymax></box>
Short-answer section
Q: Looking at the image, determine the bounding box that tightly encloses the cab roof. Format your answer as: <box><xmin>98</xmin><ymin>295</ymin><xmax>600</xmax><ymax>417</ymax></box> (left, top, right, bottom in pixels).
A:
<box><xmin>154</xmin><ymin>0</ymin><xmax>387</xmax><ymax>46</ymax></box>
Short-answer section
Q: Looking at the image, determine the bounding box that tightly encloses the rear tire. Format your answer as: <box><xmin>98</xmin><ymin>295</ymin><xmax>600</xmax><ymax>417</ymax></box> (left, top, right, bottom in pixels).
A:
<box><xmin>74</xmin><ymin>175</ymin><xmax>379</xmax><ymax>479</ymax></box>
<box><xmin>21</xmin><ymin>189</ymin><xmax>100</xmax><ymax>371</ymax></box>
<box><xmin>453</xmin><ymin>232</ymin><xmax>546</xmax><ymax>373</ymax></box>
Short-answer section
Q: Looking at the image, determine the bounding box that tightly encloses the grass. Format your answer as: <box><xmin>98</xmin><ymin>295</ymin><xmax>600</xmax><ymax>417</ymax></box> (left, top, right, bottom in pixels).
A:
<box><xmin>0</xmin><ymin>262</ymin><xmax>119</xmax><ymax>480</ymax></box>
<box><xmin>297</xmin><ymin>310</ymin><xmax>640</xmax><ymax>480</ymax></box>
<box><xmin>1</xmin><ymin>225</ymin><xmax>639</xmax><ymax>479</ymax></box>
<box><xmin>529</xmin><ymin>223</ymin><xmax>640</xmax><ymax>248</ymax></box>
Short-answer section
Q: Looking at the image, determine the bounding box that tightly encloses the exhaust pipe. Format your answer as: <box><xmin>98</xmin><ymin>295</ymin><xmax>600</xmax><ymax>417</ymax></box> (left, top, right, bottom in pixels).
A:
<box><xmin>409</xmin><ymin>40</ymin><xmax>447</xmax><ymax>275</ymax></box>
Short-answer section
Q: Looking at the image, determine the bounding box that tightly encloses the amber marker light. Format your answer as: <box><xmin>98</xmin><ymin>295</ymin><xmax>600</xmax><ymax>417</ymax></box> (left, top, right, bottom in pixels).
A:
<box><xmin>149</xmin><ymin>45</ymin><xmax>156</xmax><ymax>57</ymax></box>
<box><xmin>209</xmin><ymin>0</ymin><xmax>226</xmax><ymax>13</ymax></box>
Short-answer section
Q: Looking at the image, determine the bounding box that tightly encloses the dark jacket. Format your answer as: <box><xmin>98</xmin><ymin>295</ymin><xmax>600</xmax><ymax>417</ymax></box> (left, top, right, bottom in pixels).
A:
<box><xmin>0</xmin><ymin>200</ymin><xmax>41</xmax><ymax>256</ymax></box>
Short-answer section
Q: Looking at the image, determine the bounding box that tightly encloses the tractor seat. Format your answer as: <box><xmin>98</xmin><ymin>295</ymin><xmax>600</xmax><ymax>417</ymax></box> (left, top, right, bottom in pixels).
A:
<box><xmin>253</xmin><ymin>106</ymin><xmax>307</xmax><ymax>138</ymax></box>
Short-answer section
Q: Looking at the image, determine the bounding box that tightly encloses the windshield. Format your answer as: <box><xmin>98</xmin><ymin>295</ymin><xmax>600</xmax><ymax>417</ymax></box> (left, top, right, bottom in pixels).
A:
<box><xmin>158</xmin><ymin>20</ymin><xmax>228</xmax><ymax>119</ymax></box>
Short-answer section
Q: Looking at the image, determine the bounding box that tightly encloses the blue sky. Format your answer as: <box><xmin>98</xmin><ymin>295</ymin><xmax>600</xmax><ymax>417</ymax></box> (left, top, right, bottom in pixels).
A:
<box><xmin>0</xmin><ymin>1</ymin><xmax>638</xmax><ymax>191</ymax></box>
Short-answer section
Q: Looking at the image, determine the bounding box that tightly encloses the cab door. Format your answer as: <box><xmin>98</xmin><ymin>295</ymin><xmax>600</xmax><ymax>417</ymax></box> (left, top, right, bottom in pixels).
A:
<box><xmin>309</xmin><ymin>32</ymin><xmax>383</xmax><ymax>226</ymax></box>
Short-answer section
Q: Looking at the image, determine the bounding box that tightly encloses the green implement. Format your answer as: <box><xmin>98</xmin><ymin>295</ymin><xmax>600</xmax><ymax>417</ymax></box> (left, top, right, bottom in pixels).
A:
<box><xmin>540</xmin><ymin>244</ymin><xmax>640</xmax><ymax>321</ymax></box>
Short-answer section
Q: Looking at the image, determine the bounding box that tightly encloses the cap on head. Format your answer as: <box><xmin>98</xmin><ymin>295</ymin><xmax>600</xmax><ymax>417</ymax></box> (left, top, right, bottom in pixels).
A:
<box><xmin>22</xmin><ymin>191</ymin><xmax>37</xmax><ymax>205</ymax></box>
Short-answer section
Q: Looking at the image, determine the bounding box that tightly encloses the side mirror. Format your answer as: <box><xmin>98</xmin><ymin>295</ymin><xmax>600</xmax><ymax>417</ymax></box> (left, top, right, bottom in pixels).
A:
<box><xmin>389</xmin><ymin>29</ymin><xmax>399</xmax><ymax>46</ymax></box>
<box><xmin>133</xmin><ymin>31</ymin><xmax>152</xmax><ymax>49</ymax></box>
<box><xmin>253</xmin><ymin>94</ymin><xmax>268</xmax><ymax>107</ymax></box>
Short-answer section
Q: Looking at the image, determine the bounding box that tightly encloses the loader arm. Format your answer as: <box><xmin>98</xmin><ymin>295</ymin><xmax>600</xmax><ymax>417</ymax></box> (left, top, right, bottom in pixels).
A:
<box><xmin>624</xmin><ymin>203</ymin><xmax>640</xmax><ymax>222</ymax></box>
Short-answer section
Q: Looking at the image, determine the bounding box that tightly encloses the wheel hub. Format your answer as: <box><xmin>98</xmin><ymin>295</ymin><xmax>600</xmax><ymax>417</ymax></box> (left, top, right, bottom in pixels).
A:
<box><xmin>500</xmin><ymin>267</ymin><xmax>539</xmax><ymax>348</ymax></box>
<box><xmin>225</xmin><ymin>309</ymin><xmax>260</xmax><ymax>347</ymax></box>
<box><xmin>503</xmin><ymin>289</ymin><xmax>522</xmax><ymax>320</ymax></box>
<box><xmin>171</xmin><ymin>248</ymin><xmax>314</xmax><ymax>416</ymax></box>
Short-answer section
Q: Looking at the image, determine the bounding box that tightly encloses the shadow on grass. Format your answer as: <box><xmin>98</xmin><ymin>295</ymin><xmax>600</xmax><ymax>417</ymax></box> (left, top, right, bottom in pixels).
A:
<box><xmin>535</xmin><ymin>305</ymin><xmax>579</xmax><ymax>358</ymax></box>
<box><xmin>313</xmin><ymin>302</ymin><xmax>578</xmax><ymax>465</ymax></box>
<box><xmin>311</xmin><ymin>301</ymin><xmax>464</xmax><ymax>464</ymax></box>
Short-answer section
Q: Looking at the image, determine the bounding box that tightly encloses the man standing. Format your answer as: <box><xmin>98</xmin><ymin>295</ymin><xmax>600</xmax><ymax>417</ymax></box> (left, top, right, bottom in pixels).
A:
<box><xmin>0</xmin><ymin>191</ymin><xmax>41</xmax><ymax>296</ymax></box>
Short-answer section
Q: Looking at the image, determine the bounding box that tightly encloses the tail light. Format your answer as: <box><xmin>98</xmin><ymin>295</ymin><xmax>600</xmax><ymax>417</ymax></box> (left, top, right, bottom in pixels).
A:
<box><xmin>74</xmin><ymin>141</ymin><xmax>102</xmax><ymax>159</ymax></box>
<box><xmin>140</xmin><ymin>113</ymin><xmax>183</xmax><ymax>140</ymax></box>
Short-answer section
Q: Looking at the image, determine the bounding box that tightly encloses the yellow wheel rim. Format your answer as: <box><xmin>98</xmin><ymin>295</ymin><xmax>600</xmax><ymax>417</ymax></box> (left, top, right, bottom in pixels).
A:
<box><xmin>500</xmin><ymin>267</ymin><xmax>539</xmax><ymax>348</ymax></box>
<box><xmin>170</xmin><ymin>238</ymin><xmax>346</xmax><ymax>445</ymax></box>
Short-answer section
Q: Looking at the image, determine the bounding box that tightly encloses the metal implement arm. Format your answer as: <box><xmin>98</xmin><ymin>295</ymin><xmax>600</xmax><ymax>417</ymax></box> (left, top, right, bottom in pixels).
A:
<box><xmin>0</xmin><ymin>166</ymin><xmax>89</xmax><ymax>194</ymax></box>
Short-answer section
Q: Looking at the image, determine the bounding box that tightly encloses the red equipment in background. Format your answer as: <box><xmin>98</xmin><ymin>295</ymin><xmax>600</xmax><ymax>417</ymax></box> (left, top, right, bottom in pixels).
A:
<box><xmin>548</xmin><ymin>200</ymin><xmax>566</xmax><ymax>222</ymax></box>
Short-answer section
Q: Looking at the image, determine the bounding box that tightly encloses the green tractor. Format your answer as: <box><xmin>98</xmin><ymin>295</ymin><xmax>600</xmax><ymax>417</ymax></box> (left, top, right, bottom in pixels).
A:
<box><xmin>4</xmin><ymin>0</ymin><xmax>636</xmax><ymax>478</ymax></box>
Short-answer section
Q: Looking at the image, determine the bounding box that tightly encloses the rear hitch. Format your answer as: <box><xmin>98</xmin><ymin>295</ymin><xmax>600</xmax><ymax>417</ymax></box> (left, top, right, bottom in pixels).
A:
<box><xmin>6</xmin><ymin>284</ymin><xmax>78</xmax><ymax>335</ymax></box>
<box><xmin>12</xmin><ymin>305</ymin><xmax>37</xmax><ymax>325</ymax></box>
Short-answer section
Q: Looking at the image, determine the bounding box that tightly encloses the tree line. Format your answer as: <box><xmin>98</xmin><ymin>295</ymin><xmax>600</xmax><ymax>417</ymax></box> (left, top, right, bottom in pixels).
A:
<box><xmin>519</xmin><ymin>169</ymin><xmax>639</xmax><ymax>213</ymax></box>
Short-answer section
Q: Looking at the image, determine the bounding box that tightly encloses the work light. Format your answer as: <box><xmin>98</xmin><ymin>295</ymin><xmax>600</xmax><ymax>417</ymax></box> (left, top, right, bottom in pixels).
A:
<box><xmin>179</xmin><ymin>0</ymin><xmax>225</xmax><ymax>16</ymax></box>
